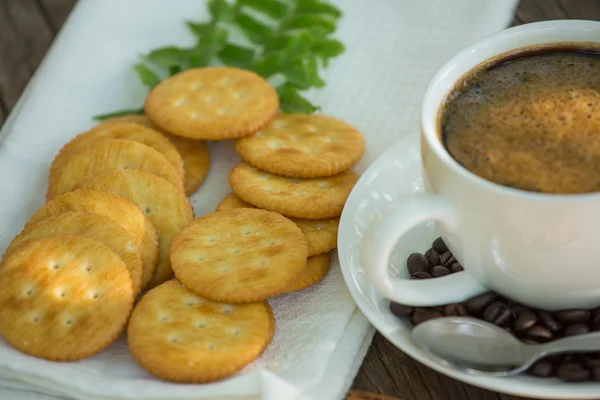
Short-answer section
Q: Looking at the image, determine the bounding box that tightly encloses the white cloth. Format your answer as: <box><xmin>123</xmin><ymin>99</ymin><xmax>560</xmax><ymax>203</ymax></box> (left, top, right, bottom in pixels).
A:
<box><xmin>0</xmin><ymin>0</ymin><xmax>517</xmax><ymax>399</ymax></box>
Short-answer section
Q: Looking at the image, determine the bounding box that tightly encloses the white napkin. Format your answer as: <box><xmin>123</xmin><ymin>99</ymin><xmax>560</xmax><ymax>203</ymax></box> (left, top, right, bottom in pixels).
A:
<box><xmin>0</xmin><ymin>0</ymin><xmax>517</xmax><ymax>399</ymax></box>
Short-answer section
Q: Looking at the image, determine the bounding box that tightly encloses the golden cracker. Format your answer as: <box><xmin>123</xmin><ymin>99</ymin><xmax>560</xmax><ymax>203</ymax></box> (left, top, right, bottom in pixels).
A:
<box><xmin>229</xmin><ymin>163</ymin><xmax>359</xmax><ymax>219</ymax></box>
<box><xmin>102</xmin><ymin>115</ymin><xmax>211</xmax><ymax>195</ymax></box>
<box><xmin>49</xmin><ymin>122</ymin><xmax>184</xmax><ymax>186</ymax></box>
<box><xmin>47</xmin><ymin>139</ymin><xmax>184</xmax><ymax>200</ymax></box>
<box><xmin>82</xmin><ymin>170</ymin><xmax>194</xmax><ymax>289</ymax></box>
<box><xmin>7</xmin><ymin>212</ymin><xmax>144</xmax><ymax>296</ymax></box>
<box><xmin>235</xmin><ymin>113</ymin><xmax>366</xmax><ymax>178</ymax></box>
<box><xmin>171</xmin><ymin>208</ymin><xmax>308</xmax><ymax>303</ymax></box>
<box><xmin>0</xmin><ymin>236</ymin><xmax>134</xmax><ymax>361</ymax></box>
<box><xmin>127</xmin><ymin>280</ymin><xmax>273</xmax><ymax>383</ymax></box>
<box><xmin>283</xmin><ymin>253</ymin><xmax>331</xmax><ymax>293</ymax></box>
<box><xmin>27</xmin><ymin>190</ymin><xmax>158</xmax><ymax>290</ymax></box>
<box><xmin>165</xmin><ymin>134</ymin><xmax>211</xmax><ymax>196</ymax></box>
<box><xmin>145</xmin><ymin>67</ymin><xmax>279</xmax><ymax>140</ymax></box>
<box><xmin>216</xmin><ymin>192</ymin><xmax>338</xmax><ymax>256</ymax></box>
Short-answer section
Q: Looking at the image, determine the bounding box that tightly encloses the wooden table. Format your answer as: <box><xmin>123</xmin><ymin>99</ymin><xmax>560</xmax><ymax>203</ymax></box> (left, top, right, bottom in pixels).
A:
<box><xmin>1</xmin><ymin>1</ymin><xmax>600</xmax><ymax>400</ymax></box>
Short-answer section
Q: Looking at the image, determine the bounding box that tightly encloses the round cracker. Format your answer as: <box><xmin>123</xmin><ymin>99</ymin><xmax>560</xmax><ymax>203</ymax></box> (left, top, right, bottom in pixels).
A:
<box><xmin>235</xmin><ymin>114</ymin><xmax>366</xmax><ymax>178</ymax></box>
<box><xmin>49</xmin><ymin>122</ymin><xmax>184</xmax><ymax>186</ymax></box>
<box><xmin>283</xmin><ymin>253</ymin><xmax>331</xmax><ymax>293</ymax></box>
<box><xmin>166</xmin><ymin>134</ymin><xmax>211</xmax><ymax>196</ymax></box>
<box><xmin>229</xmin><ymin>163</ymin><xmax>359</xmax><ymax>219</ymax></box>
<box><xmin>47</xmin><ymin>139</ymin><xmax>184</xmax><ymax>200</ymax></box>
<box><xmin>82</xmin><ymin>170</ymin><xmax>194</xmax><ymax>289</ymax></box>
<box><xmin>102</xmin><ymin>115</ymin><xmax>211</xmax><ymax>196</ymax></box>
<box><xmin>128</xmin><ymin>280</ymin><xmax>273</xmax><ymax>383</ymax></box>
<box><xmin>7</xmin><ymin>212</ymin><xmax>144</xmax><ymax>296</ymax></box>
<box><xmin>0</xmin><ymin>235</ymin><xmax>134</xmax><ymax>361</ymax></box>
<box><xmin>145</xmin><ymin>67</ymin><xmax>279</xmax><ymax>140</ymax></box>
<box><xmin>216</xmin><ymin>192</ymin><xmax>338</xmax><ymax>256</ymax></box>
<box><xmin>26</xmin><ymin>190</ymin><xmax>158</xmax><ymax>290</ymax></box>
<box><xmin>171</xmin><ymin>208</ymin><xmax>308</xmax><ymax>303</ymax></box>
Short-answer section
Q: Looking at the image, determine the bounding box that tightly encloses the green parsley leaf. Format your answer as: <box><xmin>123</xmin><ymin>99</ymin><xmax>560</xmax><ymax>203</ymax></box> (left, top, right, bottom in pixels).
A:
<box><xmin>277</xmin><ymin>83</ymin><xmax>320</xmax><ymax>113</ymax></box>
<box><xmin>134</xmin><ymin>63</ymin><xmax>161</xmax><ymax>88</ymax></box>
<box><xmin>208</xmin><ymin>0</ymin><xmax>235</xmax><ymax>23</ymax></box>
<box><xmin>144</xmin><ymin>47</ymin><xmax>190</xmax><ymax>69</ymax></box>
<box><xmin>185</xmin><ymin>21</ymin><xmax>212</xmax><ymax>38</ymax></box>
<box><xmin>312</xmin><ymin>37</ymin><xmax>345</xmax><ymax>66</ymax></box>
<box><xmin>296</xmin><ymin>0</ymin><xmax>342</xmax><ymax>18</ymax></box>
<box><xmin>92</xmin><ymin>108</ymin><xmax>144</xmax><ymax>122</ymax></box>
<box><xmin>237</xmin><ymin>0</ymin><xmax>289</xmax><ymax>20</ymax></box>
<box><xmin>218</xmin><ymin>44</ymin><xmax>256</xmax><ymax>68</ymax></box>
<box><xmin>280</xmin><ymin>15</ymin><xmax>336</xmax><ymax>34</ymax></box>
<box><xmin>234</xmin><ymin>11</ymin><xmax>274</xmax><ymax>44</ymax></box>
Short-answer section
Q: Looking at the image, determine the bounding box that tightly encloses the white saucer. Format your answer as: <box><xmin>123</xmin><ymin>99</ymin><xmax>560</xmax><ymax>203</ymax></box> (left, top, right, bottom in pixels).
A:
<box><xmin>338</xmin><ymin>133</ymin><xmax>600</xmax><ymax>399</ymax></box>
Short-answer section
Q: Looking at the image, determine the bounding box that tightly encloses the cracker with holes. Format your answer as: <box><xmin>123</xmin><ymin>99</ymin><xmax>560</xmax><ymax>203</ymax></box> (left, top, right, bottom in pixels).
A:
<box><xmin>7</xmin><ymin>212</ymin><xmax>144</xmax><ymax>296</ymax></box>
<box><xmin>49</xmin><ymin>122</ymin><xmax>184</xmax><ymax>187</ymax></box>
<box><xmin>127</xmin><ymin>280</ymin><xmax>273</xmax><ymax>383</ymax></box>
<box><xmin>101</xmin><ymin>115</ymin><xmax>211</xmax><ymax>196</ymax></box>
<box><xmin>171</xmin><ymin>208</ymin><xmax>308</xmax><ymax>303</ymax></box>
<box><xmin>164</xmin><ymin>133</ymin><xmax>211</xmax><ymax>196</ymax></box>
<box><xmin>229</xmin><ymin>163</ymin><xmax>359</xmax><ymax>219</ymax></box>
<box><xmin>0</xmin><ymin>235</ymin><xmax>134</xmax><ymax>361</ymax></box>
<box><xmin>235</xmin><ymin>113</ymin><xmax>366</xmax><ymax>178</ymax></box>
<box><xmin>82</xmin><ymin>170</ymin><xmax>194</xmax><ymax>289</ymax></box>
<box><xmin>283</xmin><ymin>253</ymin><xmax>332</xmax><ymax>293</ymax></box>
<box><xmin>216</xmin><ymin>192</ymin><xmax>339</xmax><ymax>256</ymax></box>
<box><xmin>145</xmin><ymin>67</ymin><xmax>279</xmax><ymax>140</ymax></box>
<box><xmin>27</xmin><ymin>190</ymin><xmax>158</xmax><ymax>289</ymax></box>
<box><xmin>47</xmin><ymin>139</ymin><xmax>184</xmax><ymax>200</ymax></box>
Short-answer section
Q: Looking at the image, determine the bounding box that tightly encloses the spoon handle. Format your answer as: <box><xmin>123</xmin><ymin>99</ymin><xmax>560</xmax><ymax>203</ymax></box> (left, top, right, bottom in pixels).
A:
<box><xmin>533</xmin><ymin>332</ymin><xmax>600</xmax><ymax>358</ymax></box>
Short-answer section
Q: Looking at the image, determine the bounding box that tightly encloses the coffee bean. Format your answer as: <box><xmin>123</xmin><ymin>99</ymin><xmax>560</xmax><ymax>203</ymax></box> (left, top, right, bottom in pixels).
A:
<box><xmin>444</xmin><ymin>304</ymin><xmax>468</xmax><ymax>317</ymax></box>
<box><xmin>390</xmin><ymin>302</ymin><xmax>414</xmax><ymax>317</ymax></box>
<box><xmin>464</xmin><ymin>292</ymin><xmax>498</xmax><ymax>316</ymax></box>
<box><xmin>407</xmin><ymin>253</ymin><xmax>429</xmax><ymax>275</ymax></box>
<box><xmin>556</xmin><ymin>359</ymin><xmax>591</xmax><ymax>382</ymax></box>
<box><xmin>410</xmin><ymin>271</ymin><xmax>432</xmax><ymax>280</ymax></box>
<box><xmin>520</xmin><ymin>338</ymin><xmax>539</xmax><ymax>345</ymax></box>
<box><xmin>538</xmin><ymin>311</ymin><xmax>562</xmax><ymax>332</ymax></box>
<box><xmin>592</xmin><ymin>310</ymin><xmax>600</xmax><ymax>331</ymax></box>
<box><xmin>580</xmin><ymin>354</ymin><xmax>600</xmax><ymax>370</ymax></box>
<box><xmin>411</xmin><ymin>309</ymin><xmax>444</xmax><ymax>325</ymax></box>
<box><xmin>450</xmin><ymin>263</ymin><xmax>464</xmax><ymax>273</ymax></box>
<box><xmin>594</xmin><ymin>365</ymin><xmax>600</xmax><ymax>381</ymax></box>
<box><xmin>555</xmin><ymin>310</ymin><xmax>590</xmax><ymax>325</ymax></box>
<box><xmin>432</xmin><ymin>237</ymin><xmax>448</xmax><ymax>253</ymax></box>
<box><xmin>564</xmin><ymin>323</ymin><xmax>589</xmax><ymax>337</ymax></box>
<box><xmin>525</xmin><ymin>325</ymin><xmax>553</xmax><ymax>341</ymax></box>
<box><xmin>528</xmin><ymin>358</ymin><xmax>554</xmax><ymax>377</ymax></box>
<box><xmin>510</xmin><ymin>304</ymin><xmax>532</xmax><ymax>316</ymax></box>
<box><xmin>440</xmin><ymin>251</ymin><xmax>453</xmax><ymax>266</ymax></box>
<box><xmin>445</xmin><ymin>256</ymin><xmax>457</xmax><ymax>267</ymax></box>
<box><xmin>515</xmin><ymin>311</ymin><xmax>538</xmax><ymax>332</ymax></box>
<box><xmin>431</xmin><ymin>265</ymin><xmax>450</xmax><ymax>277</ymax></box>
<box><xmin>483</xmin><ymin>301</ymin><xmax>513</xmax><ymax>326</ymax></box>
<box><xmin>425</xmin><ymin>249</ymin><xmax>440</xmax><ymax>266</ymax></box>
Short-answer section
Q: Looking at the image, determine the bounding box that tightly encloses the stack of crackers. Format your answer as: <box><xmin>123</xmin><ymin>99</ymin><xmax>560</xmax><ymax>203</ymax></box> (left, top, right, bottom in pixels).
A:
<box><xmin>0</xmin><ymin>67</ymin><xmax>365</xmax><ymax>383</ymax></box>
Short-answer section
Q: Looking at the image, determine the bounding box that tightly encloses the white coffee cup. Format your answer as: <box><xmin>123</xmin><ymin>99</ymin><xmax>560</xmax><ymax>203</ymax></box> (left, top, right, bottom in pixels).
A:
<box><xmin>360</xmin><ymin>20</ymin><xmax>600</xmax><ymax>311</ymax></box>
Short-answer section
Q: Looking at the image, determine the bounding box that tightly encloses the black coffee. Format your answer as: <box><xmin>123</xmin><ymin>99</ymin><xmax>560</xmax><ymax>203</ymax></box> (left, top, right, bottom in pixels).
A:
<box><xmin>441</xmin><ymin>45</ymin><xmax>600</xmax><ymax>194</ymax></box>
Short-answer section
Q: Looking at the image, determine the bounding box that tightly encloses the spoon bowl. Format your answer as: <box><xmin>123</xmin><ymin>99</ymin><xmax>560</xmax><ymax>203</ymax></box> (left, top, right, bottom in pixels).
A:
<box><xmin>411</xmin><ymin>317</ymin><xmax>600</xmax><ymax>377</ymax></box>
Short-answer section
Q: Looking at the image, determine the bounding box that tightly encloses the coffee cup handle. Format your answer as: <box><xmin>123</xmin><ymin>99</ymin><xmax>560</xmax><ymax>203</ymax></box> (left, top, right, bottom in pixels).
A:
<box><xmin>360</xmin><ymin>195</ymin><xmax>487</xmax><ymax>306</ymax></box>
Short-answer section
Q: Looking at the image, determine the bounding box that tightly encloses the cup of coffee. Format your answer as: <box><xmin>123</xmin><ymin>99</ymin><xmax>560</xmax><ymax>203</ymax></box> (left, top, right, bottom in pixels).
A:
<box><xmin>360</xmin><ymin>20</ymin><xmax>600</xmax><ymax>311</ymax></box>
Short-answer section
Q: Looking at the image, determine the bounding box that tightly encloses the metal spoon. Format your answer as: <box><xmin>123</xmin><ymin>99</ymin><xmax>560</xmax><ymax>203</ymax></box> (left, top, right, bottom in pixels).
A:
<box><xmin>411</xmin><ymin>316</ymin><xmax>600</xmax><ymax>376</ymax></box>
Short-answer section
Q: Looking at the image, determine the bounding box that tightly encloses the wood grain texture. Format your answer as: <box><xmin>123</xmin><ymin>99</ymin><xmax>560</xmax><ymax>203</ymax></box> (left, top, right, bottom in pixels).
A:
<box><xmin>0</xmin><ymin>1</ymin><xmax>600</xmax><ymax>400</ymax></box>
